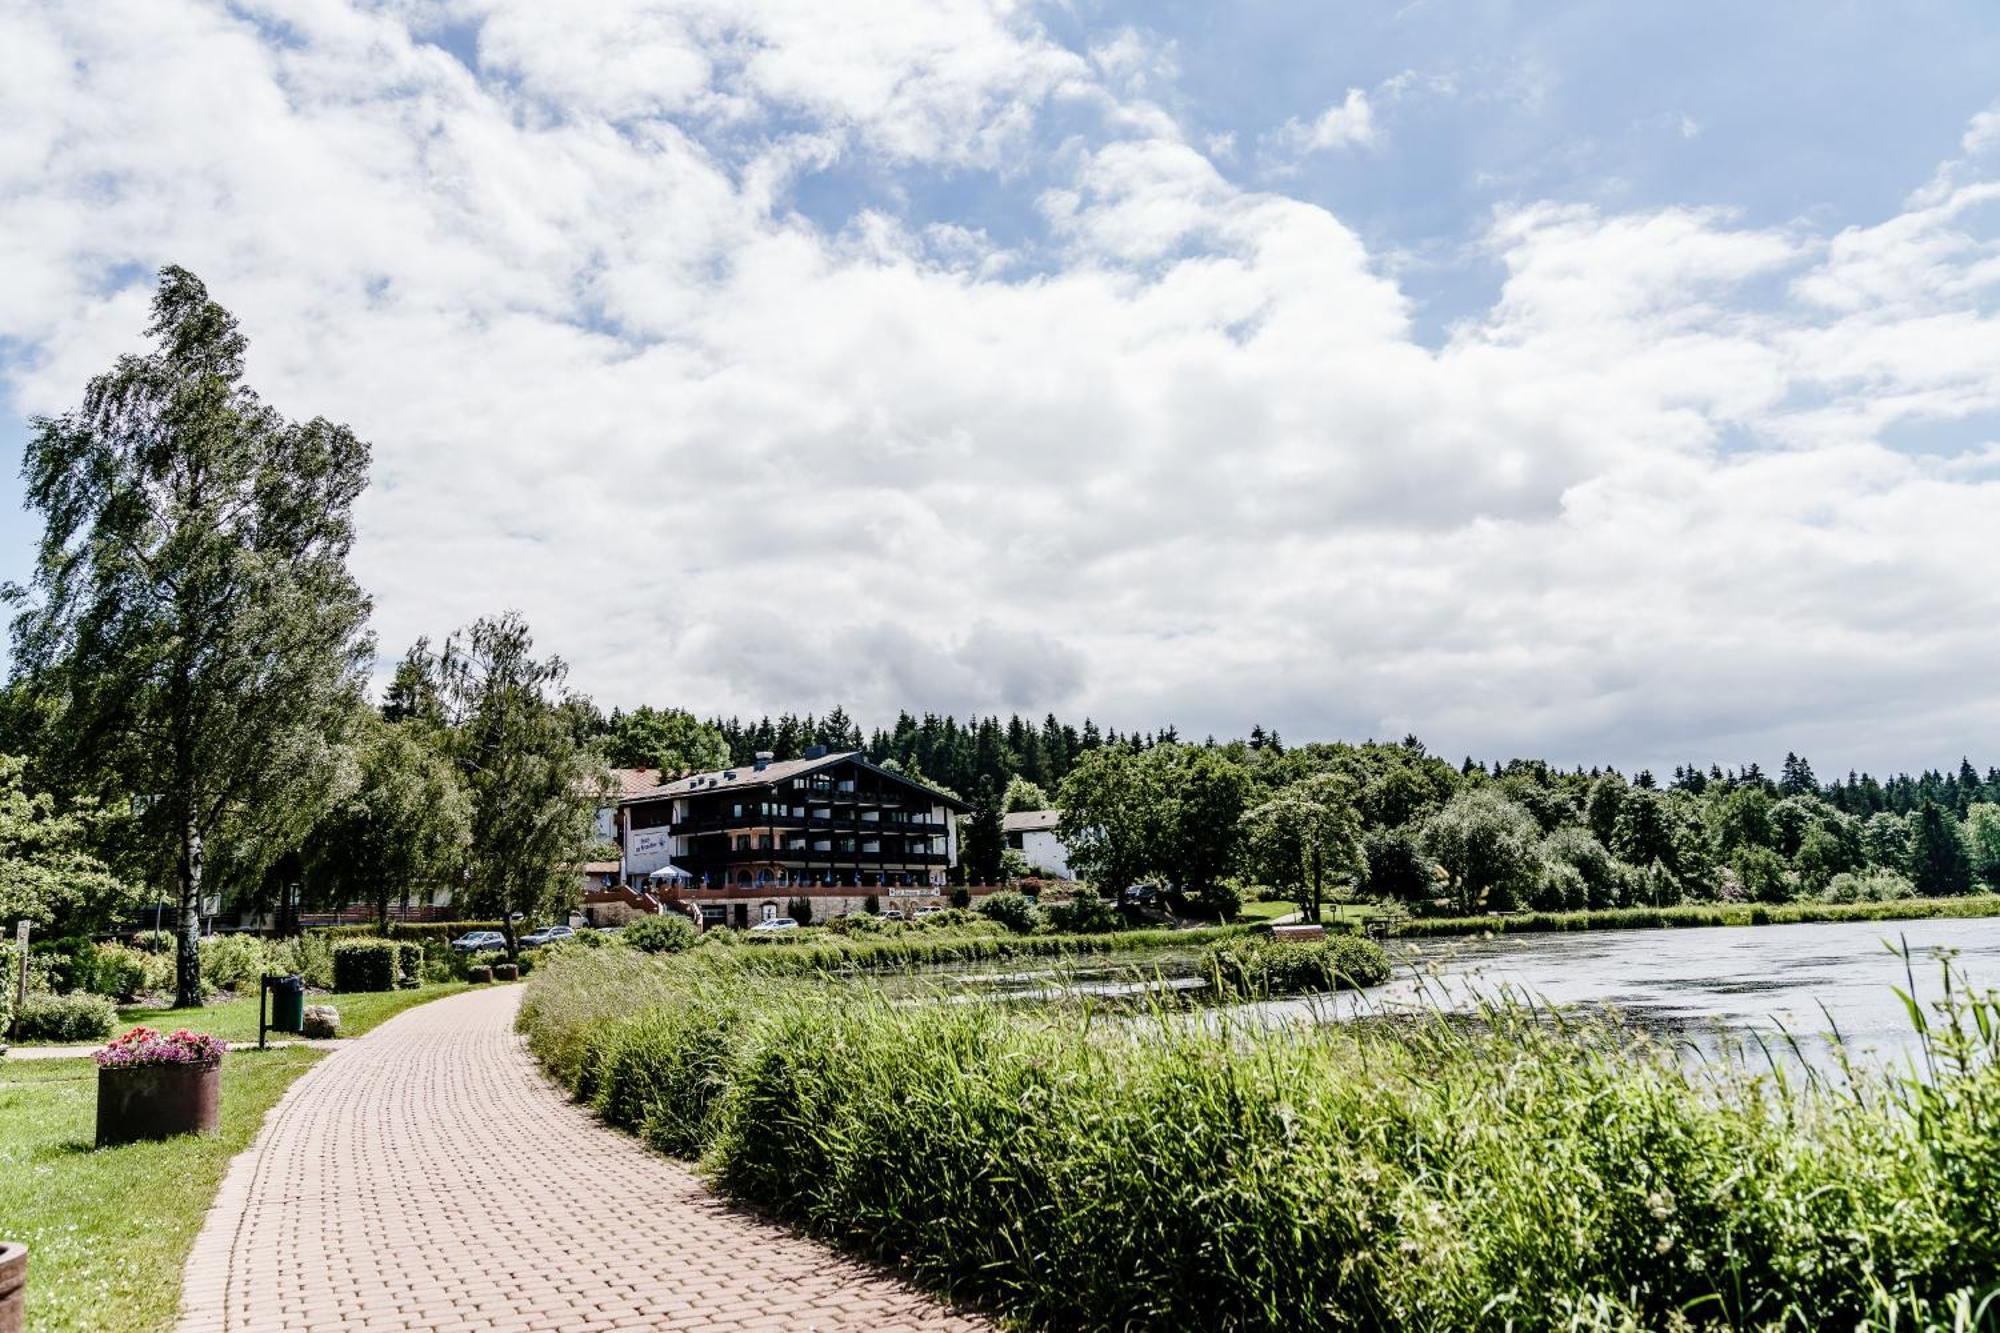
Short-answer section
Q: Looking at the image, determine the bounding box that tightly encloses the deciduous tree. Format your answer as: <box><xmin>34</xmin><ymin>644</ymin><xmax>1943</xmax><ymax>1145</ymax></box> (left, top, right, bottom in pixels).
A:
<box><xmin>9</xmin><ymin>268</ymin><xmax>371</xmax><ymax>1005</ymax></box>
<box><xmin>427</xmin><ymin>614</ymin><xmax>608</xmax><ymax>955</ymax></box>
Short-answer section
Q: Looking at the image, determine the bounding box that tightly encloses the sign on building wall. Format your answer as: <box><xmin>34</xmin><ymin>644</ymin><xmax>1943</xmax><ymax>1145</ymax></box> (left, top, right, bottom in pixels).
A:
<box><xmin>626</xmin><ymin>827</ymin><xmax>675</xmax><ymax>876</ymax></box>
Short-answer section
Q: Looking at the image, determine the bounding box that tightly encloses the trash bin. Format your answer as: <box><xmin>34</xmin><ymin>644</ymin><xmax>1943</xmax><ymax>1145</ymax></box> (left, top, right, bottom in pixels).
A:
<box><xmin>268</xmin><ymin>974</ymin><xmax>306</xmax><ymax>1035</ymax></box>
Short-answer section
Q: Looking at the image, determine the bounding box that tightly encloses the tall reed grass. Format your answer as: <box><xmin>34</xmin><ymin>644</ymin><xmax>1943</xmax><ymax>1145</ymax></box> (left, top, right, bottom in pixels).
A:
<box><xmin>520</xmin><ymin>946</ymin><xmax>2000</xmax><ymax>1331</ymax></box>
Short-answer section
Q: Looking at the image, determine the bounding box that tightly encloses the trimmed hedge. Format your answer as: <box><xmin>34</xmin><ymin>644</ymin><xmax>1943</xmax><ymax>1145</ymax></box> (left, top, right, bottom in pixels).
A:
<box><xmin>13</xmin><ymin>991</ymin><xmax>118</xmax><ymax>1042</ymax></box>
<box><xmin>331</xmin><ymin>940</ymin><xmax>423</xmax><ymax>992</ymax></box>
<box><xmin>314</xmin><ymin>920</ymin><xmax>506</xmax><ymax>943</ymax></box>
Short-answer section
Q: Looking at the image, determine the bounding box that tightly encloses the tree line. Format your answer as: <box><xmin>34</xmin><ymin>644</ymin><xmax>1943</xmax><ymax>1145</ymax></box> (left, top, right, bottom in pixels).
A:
<box><xmin>1004</xmin><ymin>739</ymin><xmax>2000</xmax><ymax>921</ymax></box>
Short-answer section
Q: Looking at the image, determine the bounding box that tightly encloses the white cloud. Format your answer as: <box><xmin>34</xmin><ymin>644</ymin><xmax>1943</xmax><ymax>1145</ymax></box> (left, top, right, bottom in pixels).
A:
<box><xmin>1266</xmin><ymin>87</ymin><xmax>1378</xmax><ymax>158</ymax></box>
<box><xmin>2</xmin><ymin>2</ymin><xmax>1999</xmax><ymax>771</ymax></box>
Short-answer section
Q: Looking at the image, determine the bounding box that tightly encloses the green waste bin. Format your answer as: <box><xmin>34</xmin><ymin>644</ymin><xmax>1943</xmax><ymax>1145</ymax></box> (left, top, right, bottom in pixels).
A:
<box><xmin>268</xmin><ymin>974</ymin><xmax>306</xmax><ymax>1034</ymax></box>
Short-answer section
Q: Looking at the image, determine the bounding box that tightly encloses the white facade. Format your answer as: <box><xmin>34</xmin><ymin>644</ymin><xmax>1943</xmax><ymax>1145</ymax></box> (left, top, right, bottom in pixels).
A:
<box><xmin>1003</xmin><ymin>810</ymin><xmax>1074</xmax><ymax>879</ymax></box>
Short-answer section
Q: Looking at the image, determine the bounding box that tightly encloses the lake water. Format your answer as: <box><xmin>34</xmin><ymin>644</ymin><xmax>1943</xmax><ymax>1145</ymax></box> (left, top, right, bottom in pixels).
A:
<box><xmin>1241</xmin><ymin>916</ymin><xmax>2000</xmax><ymax>1071</ymax></box>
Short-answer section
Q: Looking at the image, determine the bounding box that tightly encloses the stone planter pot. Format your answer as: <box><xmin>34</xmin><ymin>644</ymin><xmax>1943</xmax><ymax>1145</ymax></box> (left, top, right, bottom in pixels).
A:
<box><xmin>492</xmin><ymin>964</ymin><xmax>519</xmax><ymax>982</ymax></box>
<box><xmin>0</xmin><ymin>1242</ymin><xmax>25</xmax><ymax>1333</ymax></box>
<box><xmin>466</xmin><ymin>965</ymin><xmax>492</xmax><ymax>984</ymax></box>
<box><xmin>96</xmin><ymin>1061</ymin><xmax>221</xmax><ymax>1148</ymax></box>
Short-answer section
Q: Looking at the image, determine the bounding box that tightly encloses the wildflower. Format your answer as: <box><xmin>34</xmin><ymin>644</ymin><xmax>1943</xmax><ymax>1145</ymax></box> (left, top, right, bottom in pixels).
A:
<box><xmin>1647</xmin><ymin>1190</ymin><xmax>1676</xmax><ymax>1221</ymax></box>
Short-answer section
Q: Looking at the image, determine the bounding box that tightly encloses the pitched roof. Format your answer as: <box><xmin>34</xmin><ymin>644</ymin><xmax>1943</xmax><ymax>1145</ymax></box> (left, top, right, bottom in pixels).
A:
<box><xmin>622</xmin><ymin>750</ymin><xmax>969</xmax><ymax>811</ymax></box>
<box><xmin>1003</xmin><ymin>809</ymin><xmax>1063</xmax><ymax>833</ymax></box>
<box><xmin>610</xmin><ymin>768</ymin><xmax>667</xmax><ymax>800</ymax></box>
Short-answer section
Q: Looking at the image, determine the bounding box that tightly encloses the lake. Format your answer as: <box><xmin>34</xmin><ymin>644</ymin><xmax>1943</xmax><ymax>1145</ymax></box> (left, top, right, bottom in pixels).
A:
<box><xmin>1241</xmin><ymin>915</ymin><xmax>2000</xmax><ymax>1071</ymax></box>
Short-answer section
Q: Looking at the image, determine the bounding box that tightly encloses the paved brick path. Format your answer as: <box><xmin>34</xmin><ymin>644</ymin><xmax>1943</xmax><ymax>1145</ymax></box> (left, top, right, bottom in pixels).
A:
<box><xmin>179</xmin><ymin>986</ymin><xmax>991</xmax><ymax>1332</ymax></box>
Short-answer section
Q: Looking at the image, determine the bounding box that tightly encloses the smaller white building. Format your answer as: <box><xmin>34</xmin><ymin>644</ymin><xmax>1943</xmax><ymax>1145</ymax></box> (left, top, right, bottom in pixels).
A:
<box><xmin>1003</xmin><ymin>809</ymin><xmax>1075</xmax><ymax>880</ymax></box>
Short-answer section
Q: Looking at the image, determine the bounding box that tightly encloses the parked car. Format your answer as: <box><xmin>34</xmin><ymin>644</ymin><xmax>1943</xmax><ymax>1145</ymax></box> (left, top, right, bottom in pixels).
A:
<box><xmin>520</xmin><ymin>925</ymin><xmax>574</xmax><ymax>947</ymax></box>
<box><xmin>912</xmin><ymin>907</ymin><xmax>945</xmax><ymax>921</ymax></box>
<box><xmin>1121</xmin><ymin>883</ymin><xmax>1161</xmax><ymax>907</ymax></box>
<box><xmin>450</xmin><ymin>930</ymin><xmax>507</xmax><ymax>954</ymax></box>
<box><xmin>749</xmin><ymin>917</ymin><xmax>799</xmax><ymax>934</ymax></box>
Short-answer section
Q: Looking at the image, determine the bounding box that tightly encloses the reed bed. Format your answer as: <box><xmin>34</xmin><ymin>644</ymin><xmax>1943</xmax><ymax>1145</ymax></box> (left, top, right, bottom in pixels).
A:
<box><xmin>520</xmin><ymin>944</ymin><xmax>2000</xmax><ymax>1332</ymax></box>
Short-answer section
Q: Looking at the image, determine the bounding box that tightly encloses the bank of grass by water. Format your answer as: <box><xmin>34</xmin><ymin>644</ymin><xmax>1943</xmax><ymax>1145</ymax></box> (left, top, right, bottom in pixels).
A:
<box><xmin>523</xmin><ymin>944</ymin><xmax>2000</xmax><ymax>1332</ymax></box>
<box><xmin>701</xmin><ymin>922</ymin><xmax>1258</xmax><ymax>974</ymax></box>
<box><xmin>1397</xmin><ymin>894</ymin><xmax>2000</xmax><ymax>939</ymax></box>
<box><xmin>0</xmin><ymin>1047</ymin><xmax>322</xmax><ymax>1332</ymax></box>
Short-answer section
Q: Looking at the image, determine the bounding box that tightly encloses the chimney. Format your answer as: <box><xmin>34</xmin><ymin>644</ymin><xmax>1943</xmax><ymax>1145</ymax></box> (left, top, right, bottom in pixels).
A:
<box><xmin>753</xmin><ymin>751</ymin><xmax>774</xmax><ymax>772</ymax></box>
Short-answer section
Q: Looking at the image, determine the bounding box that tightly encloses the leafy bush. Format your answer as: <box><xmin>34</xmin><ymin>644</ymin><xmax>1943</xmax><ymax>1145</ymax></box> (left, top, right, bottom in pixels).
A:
<box><xmin>949</xmin><ymin>887</ymin><xmax>972</xmax><ymax>909</ymax></box>
<box><xmin>785</xmin><ymin>897</ymin><xmax>814</xmax><ymax>926</ymax></box>
<box><xmin>267</xmin><ymin>933</ymin><xmax>336</xmax><ymax>989</ymax></box>
<box><xmin>908</xmin><ymin>907</ymin><xmax>988</xmax><ymax>931</ymax></box>
<box><xmin>330</xmin><ymin>940</ymin><xmax>420</xmax><ymax>992</ymax></box>
<box><xmin>522</xmin><ymin>946</ymin><xmax>2000</xmax><ymax>1332</ymax></box>
<box><xmin>825</xmin><ymin>912</ymin><xmax>893</xmax><ymax>936</ymax></box>
<box><xmin>200</xmin><ymin>932</ymin><xmax>272</xmax><ymax>993</ymax></box>
<box><xmin>623</xmin><ymin>914</ymin><xmax>698</xmax><ymax>954</ymax></box>
<box><xmin>312</xmin><ymin>920</ymin><xmax>506</xmax><ymax>943</ymax></box>
<box><xmin>1205</xmin><ymin>935</ymin><xmax>1391</xmax><ymax>996</ymax></box>
<box><xmin>1044</xmin><ymin>890</ymin><xmax>1118</xmax><ymax>934</ymax></box>
<box><xmin>132</xmin><ymin>930</ymin><xmax>174</xmax><ymax>954</ymax></box>
<box><xmin>14</xmin><ymin>991</ymin><xmax>117</xmax><ymax>1042</ymax></box>
<box><xmin>89</xmin><ymin>942</ymin><xmax>176</xmax><ymax>1000</ymax></box>
<box><xmin>976</xmin><ymin>891</ymin><xmax>1041</xmax><ymax>934</ymax></box>
<box><xmin>31</xmin><ymin>936</ymin><xmax>103</xmax><ymax>995</ymax></box>
<box><xmin>1821</xmin><ymin>868</ymin><xmax>1917</xmax><ymax>904</ymax></box>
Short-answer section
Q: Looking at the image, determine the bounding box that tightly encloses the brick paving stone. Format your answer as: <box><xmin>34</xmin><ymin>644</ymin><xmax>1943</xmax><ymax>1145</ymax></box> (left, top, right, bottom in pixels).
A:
<box><xmin>178</xmin><ymin>985</ymin><xmax>991</xmax><ymax>1332</ymax></box>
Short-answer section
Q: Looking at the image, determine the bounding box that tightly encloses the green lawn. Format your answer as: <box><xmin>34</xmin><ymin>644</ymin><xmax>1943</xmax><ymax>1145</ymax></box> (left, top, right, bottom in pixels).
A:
<box><xmin>1234</xmin><ymin>900</ymin><xmax>1378</xmax><ymax>926</ymax></box>
<box><xmin>0</xmin><ymin>1047</ymin><xmax>321</xmax><ymax>1332</ymax></box>
<box><xmin>112</xmin><ymin>981</ymin><xmax>475</xmax><ymax>1044</ymax></box>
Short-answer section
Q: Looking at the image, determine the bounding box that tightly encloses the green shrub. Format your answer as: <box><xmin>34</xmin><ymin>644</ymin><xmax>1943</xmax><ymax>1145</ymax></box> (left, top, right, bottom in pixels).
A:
<box><xmin>88</xmin><ymin>943</ymin><xmax>175</xmax><ymax>999</ymax></box>
<box><xmin>825</xmin><ymin>912</ymin><xmax>892</xmax><ymax>936</ymax></box>
<box><xmin>908</xmin><ymin>907</ymin><xmax>987</xmax><ymax>931</ymax></box>
<box><xmin>1205</xmin><ymin>935</ymin><xmax>1391</xmax><ymax>996</ymax></box>
<box><xmin>976</xmin><ymin>890</ymin><xmax>1041</xmax><ymax>934</ymax></box>
<box><xmin>267</xmin><ymin>933</ymin><xmax>336</xmax><ymax>989</ymax></box>
<box><xmin>312</xmin><ymin>920</ymin><xmax>506</xmax><ymax>943</ymax></box>
<box><xmin>623</xmin><ymin>914</ymin><xmax>698</xmax><ymax>954</ymax></box>
<box><xmin>31</xmin><ymin>936</ymin><xmax>103</xmax><ymax>995</ymax></box>
<box><xmin>132</xmin><ymin>930</ymin><xmax>174</xmax><ymax>954</ymax></box>
<box><xmin>785</xmin><ymin>897</ymin><xmax>814</xmax><ymax>926</ymax></box>
<box><xmin>14</xmin><ymin>991</ymin><xmax>117</xmax><ymax>1042</ymax></box>
<box><xmin>1045</xmin><ymin>890</ymin><xmax>1119</xmax><ymax>934</ymax></box>
<box><xmin>1821</xmin><ymin>868</ymin><xmax>1917</xmax><ymax>904</ymax></box>
<box><xmin>949</xmin><ymin>887</ymin><xmax>971</xmax><ymax>909</ymax></box>
<box><xmin>199</xmin><ymin>933</ymin><xmax>271</xmax><ymax>993</ymax></box>
<box><xmin>330</xmin><ymin>939</ymin><xmax>420</xmax><ymax>992</ymax></box>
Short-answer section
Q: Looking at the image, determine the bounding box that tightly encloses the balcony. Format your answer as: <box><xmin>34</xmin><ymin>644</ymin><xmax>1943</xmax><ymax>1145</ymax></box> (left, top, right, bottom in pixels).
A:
<box><xmin>694</xmin><ymin>846</ymin><xmax>949</xmax><ymax>868</ymax></box>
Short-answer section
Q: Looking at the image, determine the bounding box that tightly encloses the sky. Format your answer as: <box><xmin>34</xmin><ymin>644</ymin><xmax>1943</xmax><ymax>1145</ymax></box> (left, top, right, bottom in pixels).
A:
<box><xmin>2</xmin><ymin>0</ymin><xmax>1999</xmax><ymax>777</ymax></box>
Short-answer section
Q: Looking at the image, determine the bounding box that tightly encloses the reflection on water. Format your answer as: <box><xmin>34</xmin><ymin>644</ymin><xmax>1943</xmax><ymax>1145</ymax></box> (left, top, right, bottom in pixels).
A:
<box><xmin>1239</xmin><ymin>916</ymin><xmax>2000</xmax><ymax>1071</ymax></box>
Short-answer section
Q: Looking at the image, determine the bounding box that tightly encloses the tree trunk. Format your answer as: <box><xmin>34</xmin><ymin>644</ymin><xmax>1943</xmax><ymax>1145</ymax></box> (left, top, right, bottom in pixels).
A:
<box><xmin>175</xmin><ymin>821</ymin><xmax>204</xmax><ymax>1008</ymax></box>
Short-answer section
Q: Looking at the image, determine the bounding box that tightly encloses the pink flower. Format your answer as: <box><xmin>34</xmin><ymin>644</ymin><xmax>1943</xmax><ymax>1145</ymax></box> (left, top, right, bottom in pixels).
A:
<box><xmin>95</xmin><ymin>1025</ymin><xmax>228</xmax><ymax>1068</ymax></box>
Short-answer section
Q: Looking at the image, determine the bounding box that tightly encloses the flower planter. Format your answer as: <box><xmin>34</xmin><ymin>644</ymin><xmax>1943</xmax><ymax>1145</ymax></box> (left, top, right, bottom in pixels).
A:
<box><xmin>0</xmin><ymin>1242</ymin><xmax>25</xmax><ymax>1333</ymax></box>
<box><xmin>96</xmin><ymin>1059</ymin><xmax>221</xmax><ymax>1148</ymax></box>
<box><xmin>492</xmin><ymin>964</ymin><xmax>519</xmax><ymax>982</ymax></box>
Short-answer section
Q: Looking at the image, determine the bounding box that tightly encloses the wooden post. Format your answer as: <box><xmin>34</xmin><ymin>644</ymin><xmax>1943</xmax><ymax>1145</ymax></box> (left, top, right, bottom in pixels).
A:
<box><xmin>11</xmin><ymin>921</ymin><xmax>28</xmax><ymax>1040</ymax></box>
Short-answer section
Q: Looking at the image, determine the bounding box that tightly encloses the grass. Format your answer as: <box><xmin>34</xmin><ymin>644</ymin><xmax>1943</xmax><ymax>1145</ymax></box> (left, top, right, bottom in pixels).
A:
<box><xmin>1398</xmin><ymin>894</ymin><xmax>2000</xmax><ymax>938</ymax></box>
<box><xmin>112</xmin><ymin>981</ymin><xmax>475</xmax><ymax>1043</ymax></box>
<box><xmin>695</xmin><ymin>923</ymin><xmax>1257</xmax><ymax>975</ymax></box>
<box><xmin>0</xmin><ymin>1047</ymin><xmax>322</xmax><ymax>1332</ymax></box>
<box><xmin>522</xmin><ymin>943</ymin><xmax>2000</xmax><ymax>1332</ymax></box>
